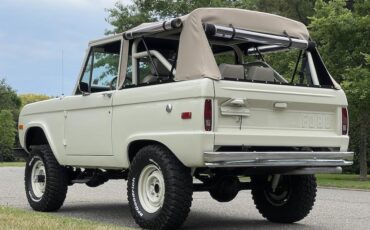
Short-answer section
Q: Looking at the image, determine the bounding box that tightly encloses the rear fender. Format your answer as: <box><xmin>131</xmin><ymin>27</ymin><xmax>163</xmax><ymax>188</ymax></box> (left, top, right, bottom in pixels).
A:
<box><xmin>124</xmin><ymin>132</ymin><xmax>214</xmax><ymax>168</ymax></box>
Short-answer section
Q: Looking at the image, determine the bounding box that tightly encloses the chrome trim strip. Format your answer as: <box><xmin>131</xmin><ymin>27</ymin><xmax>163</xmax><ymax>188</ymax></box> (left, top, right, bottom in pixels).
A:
<box><xmin>204</xmin><ymin>151</ymin><xmax>354</xmax><ymax>168</ymax></box>
<box><xmin>220</xmin><ymin>87</ymin><xmax>335</xmax><ymax>98</ymax></box>
<box><xmin>282</xmin><ymin>167</ymin><xmax>342</xmax><ymax>175</ymax></box>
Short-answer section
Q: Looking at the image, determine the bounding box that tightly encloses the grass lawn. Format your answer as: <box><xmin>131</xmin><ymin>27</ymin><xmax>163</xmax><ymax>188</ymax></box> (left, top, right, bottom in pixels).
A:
<box><xmin>0</xmin><ymin>162</ymin><xmax>26</xmax><ymax>167</ymax></box>
<box><xmin>0</xmin><ymin>206</ymin><xmax>132</xmax><ymax>230</ymax></box>
<box><xmin>316</xmin><ymin>174</ymin><xmax>370</xmax><ymax>190</ymax></box>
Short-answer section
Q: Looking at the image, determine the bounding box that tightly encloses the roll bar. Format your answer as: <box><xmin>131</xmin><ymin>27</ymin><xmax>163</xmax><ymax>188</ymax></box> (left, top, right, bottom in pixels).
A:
<box><xmin>123</xmin><ymin>18</ymin><xmax>183</xmax><ymax>40</ymax></box>
<box><xmin>123</xmin><ymin>19</ymin><xmax>309</xmax><ymax>54</ymax></box>
<box><xmin>131</xmin><ymin>39</ymin><xmax>175</xmax><ymax>84</ymax></box>
<box><xmin>203</xmin><ymin>23</ymin><xmax>308</xmax><ymax>50</ymax></box>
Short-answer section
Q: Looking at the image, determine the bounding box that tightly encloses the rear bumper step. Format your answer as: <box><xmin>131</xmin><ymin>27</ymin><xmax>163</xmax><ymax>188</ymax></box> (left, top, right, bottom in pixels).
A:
<box><xmin>204</xmin><ymin>151</ymin><xmax>354</xmax><ymax>168</ymax></box>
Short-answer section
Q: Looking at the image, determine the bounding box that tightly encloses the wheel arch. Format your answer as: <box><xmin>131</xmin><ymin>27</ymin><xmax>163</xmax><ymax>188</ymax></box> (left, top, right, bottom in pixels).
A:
<box><xmin>127</xmin><ymin>140</ymin><xmax>176</xmax><ymax>164</ymax></box>
<box><xmin>24</xmin><ymin>124</ymin><xmax>62</xmax><ymax>164</ymax></box>
<box><xmin>25</xmin><ymin>126</ymin><xmax>49</xmax><ymax>151</ymax></box>
<box><xmin>124</xmin><ymin>132</ymin><xmax>208</xmax><ymax>168</ymax></box>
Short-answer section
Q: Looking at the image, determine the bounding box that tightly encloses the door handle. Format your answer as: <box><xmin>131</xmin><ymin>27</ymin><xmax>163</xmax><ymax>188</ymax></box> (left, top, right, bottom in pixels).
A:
<box><xmin>102</xmin><ymin>92</ymin><xmax>113</xmax><ymax>98</ymax></box>
<box><xmin>230</xmin><ymin>98</ymin><xmax>245</xmax><ymax>106</ymax></box>
<box><xmin>221</xmin><ymin>98</ymin><xmax>247</xmax><ymax>107</ymax></box>
<box><xmin>274</xmin><ymin>102</ymin><xmax>287</xmax><ymax>109</ymax></box>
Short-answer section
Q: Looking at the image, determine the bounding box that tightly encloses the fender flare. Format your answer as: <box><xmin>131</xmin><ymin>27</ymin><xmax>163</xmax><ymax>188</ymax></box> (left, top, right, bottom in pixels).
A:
<box><xmin>125</xmin><ymin>131</ymin><xmax>211</xmax><ymax>167</ymax></box>
<box><xmin>24</xmin><ymin>122</ymin><xmax>62</xmax><ymax>164</ymax></box>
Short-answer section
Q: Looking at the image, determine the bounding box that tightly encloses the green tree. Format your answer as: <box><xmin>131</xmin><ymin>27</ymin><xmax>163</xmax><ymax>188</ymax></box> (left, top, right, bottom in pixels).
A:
<box><xmin>0</xmin><ymin>79</ymin><xmax>21</xmax><ymax>118</ymax></box>
<box><xmin>342</xmin><ymin>62</ymin><xmax>370</xmax><ymax>179</ymax></box>
<box><xmin>309</xmin><ymin>0</ymin><xmax>370</xmax><ymax>179</ymax></box>
<box><xmin>256</xmin><ymin>0</ymin><xmax>315</xmax><ymax>25</ymax></box>
<box><xmin>0</xmin><ymin>79</ymin><xmax>21</xmax><ymax>161</ymax></box>
<box><xmin>19</xmin><ymin>94</ymin><xmax>51</xmax><ymax>108</ymax></box>
<box><xmin>0</xmin><ymin>110</ymin><xmax>16</xmax><ymax>161</ymax></box>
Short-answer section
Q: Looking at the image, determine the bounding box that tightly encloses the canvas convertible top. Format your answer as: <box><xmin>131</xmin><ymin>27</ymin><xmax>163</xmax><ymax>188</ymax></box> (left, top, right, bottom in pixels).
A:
<box><xmin>123</xmin><ymin>8</ymin><xmax>310</xmax><ymax>81</ymax></box>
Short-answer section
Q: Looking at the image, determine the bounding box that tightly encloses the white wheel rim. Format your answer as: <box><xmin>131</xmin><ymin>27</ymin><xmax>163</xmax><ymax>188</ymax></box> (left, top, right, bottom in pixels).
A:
<box><xmin>138</xmin><ymin>164</ymin><xmax>165</xmax><ymax>213</ymax></box>
<box><xmin>31</xmin><ymin>159</ymin><xmax>46</xmax><ymax>200</ymax></box>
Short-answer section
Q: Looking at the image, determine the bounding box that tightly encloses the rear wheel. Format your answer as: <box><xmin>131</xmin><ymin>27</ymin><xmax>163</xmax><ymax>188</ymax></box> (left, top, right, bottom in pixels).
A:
<box><xmin>127</xmin><ymin>145</ymin><xmax>193</xmax><ymax>230</ymax></box>
<box><xmin>25</xmin><ymin>145</ymin><xmax>68</xmax><ymax>212</ymax></box>
<box><xmin>251</xmin><ymin>174</ymin><xmax>316</xmax><ymax>223</ymax></box>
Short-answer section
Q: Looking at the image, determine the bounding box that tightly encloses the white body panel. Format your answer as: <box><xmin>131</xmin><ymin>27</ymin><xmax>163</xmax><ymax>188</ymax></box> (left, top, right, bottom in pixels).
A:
<box><xmin>213</xmin><ymin>80</ymin><xmax>349</xmax><ymax>151</ymax></box>
<box><xmin>20</xmin><ymin>79</ymin><xmax>214</xmax><ymax>168</ymax></box>
<box><xmin>63</xmin><ymin>91</ymin><xmax>114</xmax><ymax>156</ymax></box>
<box><xmin>19</xmin><ymin>77</ymin><xmax>349</xmax><ymax>169</ymax></box>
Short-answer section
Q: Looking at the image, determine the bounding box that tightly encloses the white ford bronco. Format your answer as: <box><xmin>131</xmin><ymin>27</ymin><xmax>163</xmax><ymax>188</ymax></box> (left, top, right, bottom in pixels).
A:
<box><xmin>19</xmin><ymin>8</ymin><xmax>353</xmax><ymax>230</ymax></box>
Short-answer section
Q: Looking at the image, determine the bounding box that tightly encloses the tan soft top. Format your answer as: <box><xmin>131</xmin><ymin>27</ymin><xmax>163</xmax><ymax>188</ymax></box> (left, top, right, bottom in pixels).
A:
<box><xmin>126</xmin><ymin>8</ymin><xmax>310</xmax><ymax>81</ymax></box>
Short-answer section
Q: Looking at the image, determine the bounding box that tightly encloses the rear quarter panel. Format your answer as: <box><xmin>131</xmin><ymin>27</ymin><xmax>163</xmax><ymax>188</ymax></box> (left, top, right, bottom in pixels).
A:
<box><xmin>112</xmin><ymin>78</ymin><xmax>215</xmax><ymax>168</ymax></box>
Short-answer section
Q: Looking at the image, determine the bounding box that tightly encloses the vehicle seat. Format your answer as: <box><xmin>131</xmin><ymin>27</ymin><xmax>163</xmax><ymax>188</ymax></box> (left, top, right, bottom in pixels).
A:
<box><xmin>219</xmin><ymin>64</ymin><xmax>245</xmax><ymax>80</ymax></box>
<box><xmin>246</xmin><ymin>66</ymin><xmax>276</xmax><ymax>82</ymax></box>
<box><xmin>142</xmin><ymin>59</ymin><xmax>171</xmax><ymax>83</ymax></box>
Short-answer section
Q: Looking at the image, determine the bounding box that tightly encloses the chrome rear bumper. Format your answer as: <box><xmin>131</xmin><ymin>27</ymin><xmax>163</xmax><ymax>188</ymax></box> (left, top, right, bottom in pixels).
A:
<box><xmin>204</xmin><ymin>151</ymin><xmax>354</xmax><ymax>168</ymax></box>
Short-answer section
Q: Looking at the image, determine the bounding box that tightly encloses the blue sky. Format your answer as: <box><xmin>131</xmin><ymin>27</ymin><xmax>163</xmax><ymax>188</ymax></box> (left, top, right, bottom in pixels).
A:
<box><xmin>0</xmin><ymin>0</ymin><xmax>130</xmax><ymax>96</ymax></box>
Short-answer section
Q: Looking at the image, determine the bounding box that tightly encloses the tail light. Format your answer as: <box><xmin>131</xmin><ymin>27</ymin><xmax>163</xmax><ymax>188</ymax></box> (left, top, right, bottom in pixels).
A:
<box><xmin>204</xmin><ymin>99</ymin><xmax>212</xmax><ymax>131</ymax></box>
<box><xmin>342</xmin><ymin>107</ymin><xmax>348</xmax><ymax>135</ymax></box>
<box><xmin>181</xmin><ymin>112</ymin><xmax>192</xmax><ymax>119</ymax></box>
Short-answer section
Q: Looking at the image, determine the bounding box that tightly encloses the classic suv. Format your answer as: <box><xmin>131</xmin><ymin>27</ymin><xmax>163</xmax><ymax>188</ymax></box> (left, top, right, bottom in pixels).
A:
<box><xmin>19</xmin><ymin>8</ymin><xmax>353</xmax><ymax>230</ymax></box>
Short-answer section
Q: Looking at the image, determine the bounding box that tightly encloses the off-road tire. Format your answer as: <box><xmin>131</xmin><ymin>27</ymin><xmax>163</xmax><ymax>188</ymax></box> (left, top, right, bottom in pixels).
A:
<box><xmin>209</xmin><ymin>175</ymin><xmax>240</xmax><ymax>202</ymax></box>
<box><xmin>127</xmin><ymin>145</ymin><xmax>193</xmax><ymax>230</ymax></box>
<box><xmin>251</xmin><ymin>175</ymin><xmax>316</xmax><ymax>223</ymax></box>
<box><xmin>25</xmin><ymin>145</ymin><xmax>68</xmax><ymax>212</ymax></box>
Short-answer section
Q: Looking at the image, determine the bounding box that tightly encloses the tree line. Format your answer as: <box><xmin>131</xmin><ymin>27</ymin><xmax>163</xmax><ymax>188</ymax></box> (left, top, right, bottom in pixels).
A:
<box><xmin>0</xmin><ymin>79</ymin><xmax>50</xmax><ymax>161</ymax></box>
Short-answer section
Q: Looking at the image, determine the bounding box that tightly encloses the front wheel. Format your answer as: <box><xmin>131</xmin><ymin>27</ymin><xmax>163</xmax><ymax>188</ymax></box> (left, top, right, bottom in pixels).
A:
<box><xmin>127</xmin><ymin>145</ymin><xmax>193</xmax><ymax>230</ymax></box>
<box><xmin>25</xmin><ymin>145</ymin><xmax>68</xmax><ymax>212</ymax></box>
<box><xmin>251</xmin><ymin>174</ymin><xmax>317</xmax><ymax>223</ymax></box>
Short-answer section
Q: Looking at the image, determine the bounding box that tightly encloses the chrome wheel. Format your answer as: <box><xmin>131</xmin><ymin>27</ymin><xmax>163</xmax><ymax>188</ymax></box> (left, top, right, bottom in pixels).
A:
<box><xmin>138</xmin><ymin>164</ymin><xmax>165</xmax><ymax>213</ymax></box>
<box><xmin>30</xmin><ymin>159</ymin><xmax>46</xmax><ymax>201</ymax></box>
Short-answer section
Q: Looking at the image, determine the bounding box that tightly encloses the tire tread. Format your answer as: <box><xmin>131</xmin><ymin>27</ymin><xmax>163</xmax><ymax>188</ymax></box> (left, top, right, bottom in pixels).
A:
<box><xmin>25</xmin><ymin>145</ymin><xmax>68</xmax><ymax>212</ymax></box>
<box><xmin>251</xmin><ymin>175</ymin><xmax>317</xmax><ymax>223</ymax></box>
<box><xmin>128</xmin><ymin>145</ymin><xmax>193</xmax><ymax>230</ymax></box>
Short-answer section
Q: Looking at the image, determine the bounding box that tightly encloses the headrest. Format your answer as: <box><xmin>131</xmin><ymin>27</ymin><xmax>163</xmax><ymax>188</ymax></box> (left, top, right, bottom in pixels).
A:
<box><xmin>142</xmin><ymin>74</ymin><xmax>158</xmax><ymax>84</ymax></box>
<box><xmin>219</xmin><ymin>64</ymin><xmax>245</xmax><ymax>79</ymax></box>
<box><xmin>246</xmin><ymin>66</ymin><xmax>276</xmax><ymax>82</ymax></box>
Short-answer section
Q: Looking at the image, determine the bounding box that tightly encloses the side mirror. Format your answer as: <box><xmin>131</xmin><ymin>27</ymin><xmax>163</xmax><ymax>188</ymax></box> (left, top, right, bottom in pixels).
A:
<box><xmin>79</xmin><ymin>82</ymin><xmax>90</xmax><ymax>95</ymax></box>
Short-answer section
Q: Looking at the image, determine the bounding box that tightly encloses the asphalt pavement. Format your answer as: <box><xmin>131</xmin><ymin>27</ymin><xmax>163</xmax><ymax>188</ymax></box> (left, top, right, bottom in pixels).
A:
<box><xmin>1</xmin><ymin>167</ymin><xmax>369</xmax><ymax>230</ymax></box>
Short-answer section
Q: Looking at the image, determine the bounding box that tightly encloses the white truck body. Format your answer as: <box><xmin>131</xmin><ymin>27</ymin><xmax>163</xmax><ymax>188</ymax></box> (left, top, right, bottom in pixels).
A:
<box><xmin>19</xmin><ymin>8</ymin><xmax>353</xmax><ymax>172</ymax></box>
<box><xmin>20</xmin><ymin>9</ymin><xmax>354</xmax><ymax>229</ymax></box>
<box><xmin>19</xmin><ymin>75</ymin><xmax>351</xmax><ymax>169</ymax></box>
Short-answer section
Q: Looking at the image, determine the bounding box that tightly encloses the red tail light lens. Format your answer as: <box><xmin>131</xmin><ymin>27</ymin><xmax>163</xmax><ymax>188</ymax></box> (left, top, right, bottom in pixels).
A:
<box><xmin>181</xmin><ymin>112</ymin><xmax>192</xmax><ymax>119</ymax></box>
<box><xmin>342</xmin><ymin>107</ymin><xmax>348</xmax><ymax>135</ymax></box>
<box><xmin>204</xmin><ymin>99</ymin><xmax>212</xmax><ymax>131</ymax></box>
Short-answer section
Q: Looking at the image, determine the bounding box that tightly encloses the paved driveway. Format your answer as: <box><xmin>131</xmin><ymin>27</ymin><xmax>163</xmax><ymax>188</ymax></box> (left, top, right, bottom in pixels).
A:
<box><xmin>1</xmin><ymin>167</ymin><xmax>369</xmax><ymax>229</ymax></box>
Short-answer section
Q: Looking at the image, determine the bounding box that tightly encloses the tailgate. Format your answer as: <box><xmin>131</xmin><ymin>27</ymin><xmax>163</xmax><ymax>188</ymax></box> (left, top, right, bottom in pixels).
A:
<box><xmin>213</xmin><ymin>80</ymin><xmax>349</xmax><ymax>149</ymax></box>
